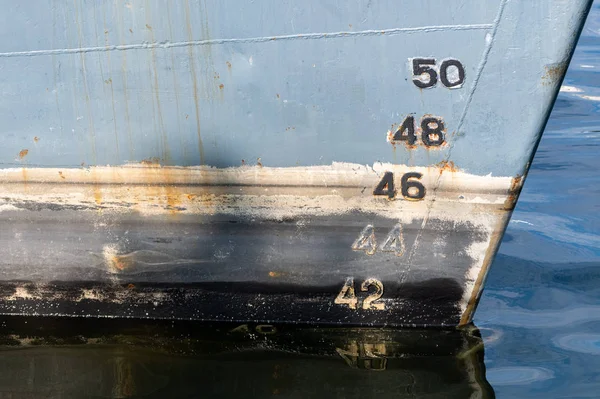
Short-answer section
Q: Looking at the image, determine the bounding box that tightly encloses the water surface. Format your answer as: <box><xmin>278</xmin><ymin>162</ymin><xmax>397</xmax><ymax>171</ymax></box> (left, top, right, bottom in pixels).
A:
<box><xmin>475</xmin><ymin>2</ymin><xmax>600</xmax><ymax>397</ymax></box>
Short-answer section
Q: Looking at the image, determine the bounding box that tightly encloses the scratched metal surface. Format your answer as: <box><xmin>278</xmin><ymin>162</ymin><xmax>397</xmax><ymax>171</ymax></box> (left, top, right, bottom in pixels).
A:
<box><xmin>0</xmin><ymin>0</ymin><xmax>593</xmax><ymax>327</ymax></box>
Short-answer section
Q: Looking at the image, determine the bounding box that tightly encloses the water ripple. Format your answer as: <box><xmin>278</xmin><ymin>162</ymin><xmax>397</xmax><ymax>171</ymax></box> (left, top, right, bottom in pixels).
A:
<box><xmin>553</xmin><ymin>334</ymin><xmax>600</xmax><ymax>355</ymax></box>
<box><xmin>486</xmin><ymin>367</ymin><xmax>554</xmax><ymax>386</ymax></box>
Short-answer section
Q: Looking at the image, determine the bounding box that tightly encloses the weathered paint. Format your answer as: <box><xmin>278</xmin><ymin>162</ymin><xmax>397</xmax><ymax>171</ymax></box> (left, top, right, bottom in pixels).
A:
<box><xmin>0</xmin><ymin>162</ymin><xmax>518</xmax><ymax>325</ymax></box>
<box><xmin>0</xmin><ymin>0</ymin><xmax>593</xmax><ymax>326</ymax></box>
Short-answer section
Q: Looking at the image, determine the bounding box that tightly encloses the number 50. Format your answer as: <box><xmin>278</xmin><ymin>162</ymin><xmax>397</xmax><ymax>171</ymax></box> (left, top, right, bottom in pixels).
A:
<box><xmin>411</xmin><ymin>58</ymin><xmax>465</xmax><ymax>89</ymax></box>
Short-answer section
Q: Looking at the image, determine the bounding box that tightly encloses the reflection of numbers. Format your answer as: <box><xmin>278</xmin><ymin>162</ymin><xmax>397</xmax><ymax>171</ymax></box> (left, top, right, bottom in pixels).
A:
<box><xmin>373</xmin><ymin>172</ymin><xmax>425</xmax><ymax>200</ymax></box>
<box><xmin>411</xmin><ymin>58</ymin><xmax>465</xmax><ymax>89</ymax></box>
<box><xmin>336</xmin><ymin>341</ymin><xmax>388</xmax><ymax>370</ymax></box>
<box><xmin>352</xmin><ymin>224</ymin><xmax>405</xmax><ymax>256</ymax></box>
<box><xmin>390</xmin><ymin>115</ymin><xmax>445</xmax><ymax>147</ymax></box>
<box><xmin>334</xmin><ymin>277</ymin><xmax>385</xmax><ymax>310</ymax></box>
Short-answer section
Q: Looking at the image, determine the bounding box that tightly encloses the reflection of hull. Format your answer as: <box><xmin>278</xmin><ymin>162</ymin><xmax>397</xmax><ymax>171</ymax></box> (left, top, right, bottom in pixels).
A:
<box><xmin>0</xmin><ymin>317</ymin><xmax>494</xmax><ymax>398</ymax></box>
<box><xmin>0</xmin><ymin>1</ymin><xmax>593</xmax><ymax>326</ymax></box>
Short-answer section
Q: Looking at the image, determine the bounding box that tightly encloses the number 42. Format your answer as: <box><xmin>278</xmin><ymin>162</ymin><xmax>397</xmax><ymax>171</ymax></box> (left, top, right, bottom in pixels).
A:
<box><xmin>334</xmin><ymin>278</ymin><xmax>385</xmax><ymax>310</ymax></box>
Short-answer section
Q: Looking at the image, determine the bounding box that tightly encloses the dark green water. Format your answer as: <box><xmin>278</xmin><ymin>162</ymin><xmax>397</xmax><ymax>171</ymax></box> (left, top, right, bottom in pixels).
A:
<box><xmin>0</xmin><ymin>317</ymin><xmax>492</xmax><ymax>398</ymax></box>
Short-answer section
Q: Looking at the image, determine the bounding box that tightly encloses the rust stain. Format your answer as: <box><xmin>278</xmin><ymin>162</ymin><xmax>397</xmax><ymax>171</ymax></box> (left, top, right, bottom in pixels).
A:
<box><xmin>110</xmin><ymin>254</ymin><xmax>132</xmax><ymax>271</ymax></box>
<box><xmin>226</xmin><ymin>61</ymin><xmax>232</xmax><ymax>70</ymax></box>
<box><xmin>18</xmin><ymin>149</ymin><xmax>28</xmax><ymax>159</ymax></box>
<box><xmin>219</xmin><ymin>83</ymin><xmax>224</xmax><ymax>90</ymax></box>
<box><xmin>503</xmin><ymin>174</ymin><xmax>524</xmax><ymax>210</ymax></box>
<box><xmin>58</xmin><ymin>171</ymin><xmax>66</xmax><ymax>179</ymax></box>
<box><xmin>436</xmin><ymin>160</ymin><xmax>460</xmax><ymax>173</ymax></box>
<box><xmin>140</xmin><ymin>157</ymin><xmax>162</xmax><ymax>166</ymax></box>
<box><xmin>542</xmin><ymin>62</ymin><xmax>567</xmax><ymax>86</ymax></box>
<box><xmin>93</xmin><ymin>181</ymin><xmax>103</xmax><ymax>205</ymax></box>
<box><xmin>73</xmin><ymin>0</ymin><xmax>98</xmax><ymax>165</ymax></box>
<box><xmin>117</xmin><ymin>3</ymin><xmax>134</xmax><ymax>160</ymax></box>
<box><xmin>184</xmin><ymin>0</ymin><xmax>205</xmax><ymax>165</ymax></box>
<box><xmin>145</xmin><ymin>5</ymin><xmax>170</xmax><ymax>164</ymax></box>
<box><xmin>387</xmin><ymin>123</ymin><xmax>420</xmax><ymax>150</ymax></box>
<box><xmin>33</xmin><ymin>137</ymin><xmax>40</xmax><ymax>143</ymax></box>
<box><xmin>127</xmin><ymin>284</ymin><xmax>135</xmax><ymax>290</ymax></box>
<box><xmin>166</xmin><ymin>2</ymin><xmax>187</xmax><ymax>163</ymax></box>
<box><xmin>21</xmin><ymin>168</ymin><xmax>27</xmax><ymax>189</ymax></box>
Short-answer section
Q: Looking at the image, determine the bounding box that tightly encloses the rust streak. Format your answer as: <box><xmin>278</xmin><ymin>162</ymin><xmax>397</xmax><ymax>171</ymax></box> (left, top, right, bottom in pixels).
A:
<box><xmin>542</xmin><ymin>62</ymin><xmax>567</xmax><ymax>86</ymax></box>
<box><xmin>503</xmin><ymin>174</ymin><xmax>524</xmax><ymax>210</ymax></box>
<box><xmin>184</xmin><ymin>0</ymin><xmax>205</xmax><ymax>164</ymax></box>
<box><xmin>115</xmin><ymin>0</ymin><xmax>133</xmax><ymax>159</ymax></box>
<box><xmin>166</xmin><ymin>3</ymin><xmax>186</xmax><ymax>163</ymax></box>
<box><xmin>145</xmin><ymin>1</ymin><xmax>170</xmax><ymax>163</ymax></box>
<box><xmin>140</xmin><ymin>157</ymin><xmax>161</xmax><ymax>166</ymax></box>
<box><xmin>436</xmin><ymin>160</ymin><xmax>460</xmax><ymax>173</ymax></box>
<box><xmin>18</xmin><ymin>149</ymin><xmax>29</xmax><ymax>159</ymax></box>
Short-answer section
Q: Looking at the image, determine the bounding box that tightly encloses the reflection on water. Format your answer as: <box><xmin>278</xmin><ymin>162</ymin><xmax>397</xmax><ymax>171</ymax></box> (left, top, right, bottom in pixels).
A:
<box><xmin>0</xmin><ymin>317</ymin><xmax>495</xmax><ymax>398</ymax></box>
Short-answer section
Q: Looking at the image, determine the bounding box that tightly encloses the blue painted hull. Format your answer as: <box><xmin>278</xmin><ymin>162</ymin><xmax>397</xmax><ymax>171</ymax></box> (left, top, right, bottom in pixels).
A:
<box><xmin>0</xmin><ymin>0</ymin><xmax>593</xmax><ymax>326</ymax></box>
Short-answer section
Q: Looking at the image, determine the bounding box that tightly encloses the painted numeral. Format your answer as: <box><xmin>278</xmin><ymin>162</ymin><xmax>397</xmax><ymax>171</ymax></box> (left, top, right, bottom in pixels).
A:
<box><xmin>334</xmin><ymin>277</ymin><xmax>359</xmax><ymax>309</ymax></box>
<box><xmin>391</xmin><ymin>115</ymin><xmax>445</xmax><ymax>147</ymax></box>
<box><xmin>379</xmin><ymin>224</ymin><xmax>405</xmax><ymax>256</ymax></box>
<box><xmin>401</xmin><ymin>172</ymin><xmax>426</xmax><ymax>200</ymax></box>
<box><xmin>372</xmin><ymin>172</ymin><xmax>395</xmax><ymax>198</ymax></box>
<box><xmin>391</xmin><ymin>115</ymin><xmax>416</xmax><ymax>145</ymax></box>
<box><xmin>361</xmin><ymin>278</ymin><xmax>385</xmax><ymax>310</ymax></box>
<box><xmin>334</xmin><ymin>278</ymin><xmax>385</xmax><ymax>311</ymax></box>
<box><xmin>351</xmin><ymin>225</ymin><xmax>377</xmax><ymax>255</ymax></box>
<box><xmin>411</xmin><ymin>58</ymin><xmax>465</xmax><ymax>89</ymax></box>
<box><xmin>373</xmin><ymin>172</ymin><xmax>425</xmax><ymax>200</ymax></box>
<box><xmin>352</xmin><ymin>223</ymin><xmax>406</xmax><ymax>256</ymax></box>
<box><xmin>440</xmin><ymin>59</ymin><xmax>465</xmax><ymax>88</ymax></box>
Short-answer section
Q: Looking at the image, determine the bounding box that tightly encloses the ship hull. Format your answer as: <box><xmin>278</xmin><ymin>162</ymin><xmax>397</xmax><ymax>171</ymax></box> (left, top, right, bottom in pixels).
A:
<box><xmin>0</xmin><ymin>0</ymin><xmax>593</xmax><ymax>326</ymax></box>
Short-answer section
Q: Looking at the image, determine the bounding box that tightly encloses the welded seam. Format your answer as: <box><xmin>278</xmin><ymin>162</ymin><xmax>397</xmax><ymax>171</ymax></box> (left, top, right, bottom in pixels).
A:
<box><xmin>398</xmin><ymin>0</ymin><xmax>508</xmax><ymax>290</ymax></box>
<box><xmin>0</xmin><ymin>24</ymin><xmax>493</xmax><ymax>58</ymax></box>
<box><xmin>454</xmin><ymin>0</ymin><xmax>508</xmax><ymax>134</ymax></box>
